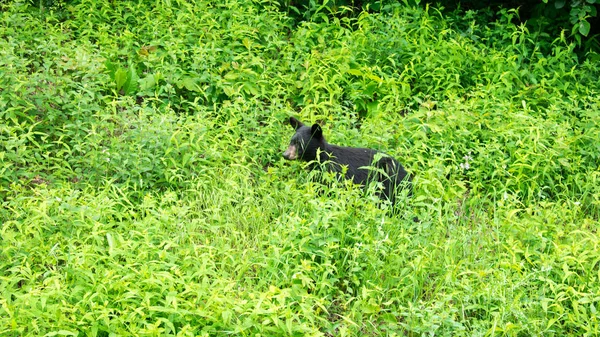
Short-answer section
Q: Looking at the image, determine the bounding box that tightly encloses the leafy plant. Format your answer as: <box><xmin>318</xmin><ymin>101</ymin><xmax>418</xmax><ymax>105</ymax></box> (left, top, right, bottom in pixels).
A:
<box><xmin>104</xmin><ymin>61</ymin><xmax>139</xmax><ymax>96</ymax></box>
<box><xmin>544</xmin><ymin>0</ymin><xmax>598</xmax><ymax>37</ymax></box>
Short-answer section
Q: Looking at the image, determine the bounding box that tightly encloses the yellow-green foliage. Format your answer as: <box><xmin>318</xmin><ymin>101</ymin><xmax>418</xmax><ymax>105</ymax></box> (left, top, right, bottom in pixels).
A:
<box><xmin>1</xmin><ymin>0</ymin><xmax>599</xmax><ymax>336</ymax></box>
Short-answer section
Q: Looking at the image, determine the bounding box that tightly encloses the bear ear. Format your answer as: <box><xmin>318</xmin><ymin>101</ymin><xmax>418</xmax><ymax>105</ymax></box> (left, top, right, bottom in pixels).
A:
<box><xmin>310</xmin><ymin>124</ymin><xmax>323</xmax><ymax>139</ymax></box>
<box><xmin>289</xmin><ymin>117</ymin><xmax>304</xmax><ymax>130</ymax></box>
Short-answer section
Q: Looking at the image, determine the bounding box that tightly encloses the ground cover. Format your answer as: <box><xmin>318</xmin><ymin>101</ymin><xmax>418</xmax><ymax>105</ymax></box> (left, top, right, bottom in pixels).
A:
<box><xmin>1</xmin><ymin>1</ymin><xmax>599</xmax><ymax>335</ymax></box>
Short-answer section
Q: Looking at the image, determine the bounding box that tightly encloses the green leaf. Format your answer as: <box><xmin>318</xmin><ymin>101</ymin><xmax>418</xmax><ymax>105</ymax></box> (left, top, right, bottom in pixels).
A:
<box><xmin>555</xmin><ymin>0</ymin><xmax>566</xmax><ymax>9</ymax></box>
<box><xmin>114</xmin><ymin>68</ymin><xmax>128</xmax><ymax>91</ymax></box>
<box><xmin>346</xmin><ymin>68</ymin><xmax>363</xmax><ymax>76</ymax></box>
<box><xmin>365</xmin><ymin>73</ymin><xmax>383</xmax><ymax>83</ymax></box>
<box><xmin>243</xmin><ymin>82</ymin><xmax>259</xmax><ymax>96</ymax></box>
<box><xmin>180</xmin><ymin>77</ymin><xmax>202</xmax><ymax>92</ymax></box>
<box><xmin>579</xmin><ymin>20</ymin><xmax>591</xmax><ymax>36</ymax></box>
<box><xmin>139</xmin><ymin>74</ymin><xmax>157</xmax><ymax>90</ymax></box>
<box><xmin>363</xmin><ymin>82</ymin><xmax>379</xmax><ymax>96</ymax></box>
<box><xmin>43</xmin><ymin>330</ymin><xmax>78</xmax><ymax>336</ymax></box>
<box><xmin>122</xmin><ymin>63</ymin><xmax>139</xmax><ymax>95</ymax></box>
<box><xmin>106</xmin><ymin>233</ymin><xmax>114</xmax><ymax>255</ymax></box>
<box><xmin>104</xmin><ymin>61</ymin><xmax>117</xmax><ymax>78</ymax></box>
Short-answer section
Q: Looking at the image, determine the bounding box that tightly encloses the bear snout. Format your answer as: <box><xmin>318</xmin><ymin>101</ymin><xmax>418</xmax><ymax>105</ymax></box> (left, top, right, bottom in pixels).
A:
<box><xmin>283</xmin><ymin>144</ymin><xmax>298</xmax><ymax>160</ymax></box>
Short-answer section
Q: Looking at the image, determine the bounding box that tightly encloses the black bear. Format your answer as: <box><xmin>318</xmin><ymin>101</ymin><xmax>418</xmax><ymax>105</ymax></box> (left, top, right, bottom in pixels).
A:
<box><xmin>283</xmin><ymin>117</ymin><xmax>411</xmax><ymax>202</ymax></box>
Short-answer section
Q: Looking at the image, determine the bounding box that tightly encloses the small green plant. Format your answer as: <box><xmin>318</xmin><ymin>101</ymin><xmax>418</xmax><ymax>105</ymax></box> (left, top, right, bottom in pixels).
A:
<box><xmin>104</xmin><ymin>61</ymin><xmax>139</xmax><ymax>96</ymax></box>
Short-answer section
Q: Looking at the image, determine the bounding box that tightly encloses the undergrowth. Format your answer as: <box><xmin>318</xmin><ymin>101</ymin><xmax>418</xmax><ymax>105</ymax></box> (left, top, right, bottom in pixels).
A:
<box><xmin>1</xmin><ymin>0</ymin><xmax>599</xmax><ymax>336</ymax></box>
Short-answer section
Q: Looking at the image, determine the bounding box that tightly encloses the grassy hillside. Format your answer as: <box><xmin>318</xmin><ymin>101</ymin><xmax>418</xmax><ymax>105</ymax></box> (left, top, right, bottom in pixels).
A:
<box><xmin>1</xmin><ymin>0</ymin><xmax>599</xmax><ymax>336</ymax></box>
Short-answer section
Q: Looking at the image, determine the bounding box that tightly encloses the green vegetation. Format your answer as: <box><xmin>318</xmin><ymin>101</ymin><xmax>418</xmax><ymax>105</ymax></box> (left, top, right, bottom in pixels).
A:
<box><xmin>1</xmin><ymin>0</ymin><xmax>599</xmax><ymax>335</ymax></box>
<box><xmin>432</xmin><ymin>0</ymin><xmax>600</xmax><ymax>45</ymax></box>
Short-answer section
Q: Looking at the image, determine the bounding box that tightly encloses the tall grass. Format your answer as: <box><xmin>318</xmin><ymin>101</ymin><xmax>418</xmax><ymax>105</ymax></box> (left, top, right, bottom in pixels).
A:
<box><xmin>1</xmin><ymin>0</ymin><xmax>599</xmax><ymax>335</ymax></box>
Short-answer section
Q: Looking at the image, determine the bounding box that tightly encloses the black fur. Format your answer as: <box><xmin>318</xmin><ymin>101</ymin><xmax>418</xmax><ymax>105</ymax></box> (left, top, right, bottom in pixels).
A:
<box><xmin>283</xmin><ymin>117</ymin><xmax>411</xmax><ymax>202</ymax></box>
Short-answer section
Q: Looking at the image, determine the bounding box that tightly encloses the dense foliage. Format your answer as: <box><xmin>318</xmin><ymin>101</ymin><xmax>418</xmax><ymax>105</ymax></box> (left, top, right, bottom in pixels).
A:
<box><xmin>1</xmin><ymin>0</ymin><xmax>599</xmax><ymax>335</ymax></box>
<box><xmin>435</xmin><ymin>0</ymin><xmax>600</xmax><ymax>49</ymax></box>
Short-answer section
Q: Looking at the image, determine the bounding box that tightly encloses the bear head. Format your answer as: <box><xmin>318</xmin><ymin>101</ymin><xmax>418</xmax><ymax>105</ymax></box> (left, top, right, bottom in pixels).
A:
<box><xmin>283</xmin><ymin>117</ymin><xmax>324</xmax><ymax>162</ymax></box>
